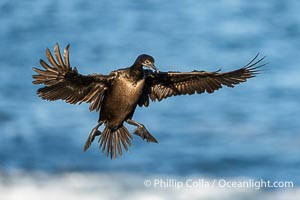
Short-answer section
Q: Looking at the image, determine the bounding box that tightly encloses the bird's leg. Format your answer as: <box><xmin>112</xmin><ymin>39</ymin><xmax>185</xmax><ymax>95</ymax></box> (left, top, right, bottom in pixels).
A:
<box><xmin>83</xmin><ymin>121</ymin><xmax>103</xmax><ymax>152</ymax></box>
<box><xmin>126</xmin><ymin>119</ymin><xmax>158</xmax><ymax>143</ymax></box>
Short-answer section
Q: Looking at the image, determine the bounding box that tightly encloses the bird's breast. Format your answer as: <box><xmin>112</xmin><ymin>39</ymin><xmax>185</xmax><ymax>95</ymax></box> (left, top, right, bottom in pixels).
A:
<box><xmin>113</xmin><ymin>76</ymin><xmax>145</xmax><ymax>103</ymax></box>
<box><xmin>99</xmin><ymin>75</ymin><xmax>145</xmax><ymax>125</ymax></box>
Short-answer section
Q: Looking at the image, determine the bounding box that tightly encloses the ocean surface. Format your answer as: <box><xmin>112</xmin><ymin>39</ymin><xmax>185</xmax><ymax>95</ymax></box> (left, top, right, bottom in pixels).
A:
<box><xmin>0</xmin><ymin>0</ymin><xmax>299</xmax><ymax>199</ymax></box>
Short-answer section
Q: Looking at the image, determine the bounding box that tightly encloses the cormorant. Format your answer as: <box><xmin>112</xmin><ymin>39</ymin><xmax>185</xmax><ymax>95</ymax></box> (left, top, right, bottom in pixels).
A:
<box><xmin>32</xmin><ymin>43</ymin><xmax>266</xmax><ymax>159</ymax></box>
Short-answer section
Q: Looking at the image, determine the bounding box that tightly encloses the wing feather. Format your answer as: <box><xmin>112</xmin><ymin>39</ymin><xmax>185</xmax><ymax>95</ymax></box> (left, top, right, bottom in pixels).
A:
<box><xmin>32</xmin><ymin>43</ymin><xmax>111</xmax><ymax>111</ymax></box>
<box><xmin>54</xmin><ymin>43</ymin><xmax>65</xmax><ymax>68</ymax></box>
<box><xmin>46</xmin><ymin>48</ymin><xmax>60</xmax><ymax>69</ymax></box>
<box><xmin>64</xmin><ymin>44</ymin><xmax>71</xmax><ymax>70</ymax></box>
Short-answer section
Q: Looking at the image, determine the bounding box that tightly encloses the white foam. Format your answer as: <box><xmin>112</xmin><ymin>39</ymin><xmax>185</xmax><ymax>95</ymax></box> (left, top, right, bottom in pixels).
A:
<box><xmin>0</xmin><ymin>171</ymin><xmax>299</xmax><ymax>200</ymax></box>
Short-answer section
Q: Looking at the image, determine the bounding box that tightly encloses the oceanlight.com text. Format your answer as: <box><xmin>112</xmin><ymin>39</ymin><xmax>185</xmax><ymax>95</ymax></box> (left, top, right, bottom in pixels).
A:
<box><xmin>144</xmin><ymin>178</ymin><xmax>294</xmax><ymax>190</ymax></box>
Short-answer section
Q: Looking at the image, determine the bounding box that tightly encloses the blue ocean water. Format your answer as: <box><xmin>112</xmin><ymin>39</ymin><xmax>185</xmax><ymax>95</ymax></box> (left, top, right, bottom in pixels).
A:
<box><xmin>0</xmin><ymin>0</ymin><xmax>300</xmax><ymax>199</ymax></box>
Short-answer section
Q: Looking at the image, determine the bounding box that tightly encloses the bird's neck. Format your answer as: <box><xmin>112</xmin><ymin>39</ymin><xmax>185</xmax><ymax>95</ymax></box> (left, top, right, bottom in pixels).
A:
<box><xmin>129</xmin><ymin>63</ymin><xmax>144</xmax><ymax>80</ymax></box>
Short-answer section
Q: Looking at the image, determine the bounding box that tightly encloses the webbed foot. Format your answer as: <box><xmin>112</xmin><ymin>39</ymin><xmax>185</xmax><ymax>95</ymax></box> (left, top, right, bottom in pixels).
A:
<box><xmin>83</xmin><ymin>122</ymin><xmax>103</xmax><ymax>151</ymax></box>
<box><xmin>133</xmin><ymin>125</ymin><xmax>158</xmax><ymax>143</ymax></box>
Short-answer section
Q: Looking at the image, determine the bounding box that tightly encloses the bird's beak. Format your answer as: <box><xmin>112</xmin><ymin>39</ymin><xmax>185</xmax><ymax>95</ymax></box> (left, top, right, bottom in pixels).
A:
<box><xmin>148</xmin><ymin>63</ymin><xmax>159</xmax><ymax>72</ymax></box>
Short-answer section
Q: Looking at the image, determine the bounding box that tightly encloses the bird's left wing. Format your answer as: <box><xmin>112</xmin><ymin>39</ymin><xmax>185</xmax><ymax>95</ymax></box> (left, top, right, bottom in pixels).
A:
<box><xmin>138</xmin><ymin>54</ymin><xmax>266</xmax><ymax>106</ymax></box>
<box><xmin>33</xmin><ymin>43</ymin><xmax>112</xmax><ymax>111</ymax></box>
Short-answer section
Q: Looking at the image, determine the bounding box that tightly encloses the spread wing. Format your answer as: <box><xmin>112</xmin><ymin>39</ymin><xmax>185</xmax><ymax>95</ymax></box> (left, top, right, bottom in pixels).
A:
<box><xmin>32</xmin><ymin>43</ymin><xmax>111</xmax><ymax>112</ymax></box>
<box><xmin>139</xmin><ymin>54</ymin><xmax>266</xmax><ymax>106</ymax></box>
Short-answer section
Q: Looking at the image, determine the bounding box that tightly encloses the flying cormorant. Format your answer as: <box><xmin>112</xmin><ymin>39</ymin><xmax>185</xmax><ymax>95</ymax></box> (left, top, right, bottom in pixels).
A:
<box><xmin>32</xmin><ymin>43</ymin><xmax>265</xmax><ymax>159</ymax></box>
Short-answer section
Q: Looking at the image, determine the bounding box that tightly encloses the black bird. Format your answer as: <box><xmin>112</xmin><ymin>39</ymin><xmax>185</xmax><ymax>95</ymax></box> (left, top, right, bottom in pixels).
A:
<box><xmin>32</xmin><ymin>43</ymin><xmax>266</xmax><ymax>159</ymax></box>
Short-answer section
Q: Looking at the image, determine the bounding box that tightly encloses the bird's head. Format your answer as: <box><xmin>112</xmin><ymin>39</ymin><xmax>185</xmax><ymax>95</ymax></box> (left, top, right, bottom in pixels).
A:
<box><xmin>135</xmin><ymin>54</ymin><xmax>159</xmax><ymax>72</ymax></box>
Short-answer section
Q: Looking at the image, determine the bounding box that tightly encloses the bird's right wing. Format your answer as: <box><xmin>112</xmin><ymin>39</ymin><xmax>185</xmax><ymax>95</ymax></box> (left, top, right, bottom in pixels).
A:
<box><xmin>32</xmin><ymin>43</ymin><xmax>112</xmax><ymax>112</ymax></box>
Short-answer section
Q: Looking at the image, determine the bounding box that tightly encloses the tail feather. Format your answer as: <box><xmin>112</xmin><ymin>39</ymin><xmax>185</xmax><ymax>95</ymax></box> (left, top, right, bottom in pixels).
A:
<box><xmin>99</xmin><ymin>126</ymin><xmax>132</xmax><ymax>159</ymax></box>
